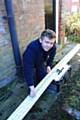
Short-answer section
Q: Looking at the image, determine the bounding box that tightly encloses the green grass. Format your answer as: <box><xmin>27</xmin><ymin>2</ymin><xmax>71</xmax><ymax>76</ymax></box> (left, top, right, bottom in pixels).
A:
<box><xmin>68</xmin><ymin>35</ymin><xmax>80</xmax><ymax>43</ymax></box>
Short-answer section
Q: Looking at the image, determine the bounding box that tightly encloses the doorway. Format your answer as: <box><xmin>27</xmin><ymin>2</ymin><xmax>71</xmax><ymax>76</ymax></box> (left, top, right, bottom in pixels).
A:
<box><xmin>44</xmin><ymin>0</ymin><xmax>56</xmax><ymax>31</ymax></box>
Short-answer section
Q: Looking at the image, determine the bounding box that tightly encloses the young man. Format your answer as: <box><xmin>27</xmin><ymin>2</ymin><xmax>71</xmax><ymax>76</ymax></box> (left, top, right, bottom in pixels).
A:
<box><xmin>23</xmin><ymin>29</ymin><xmax>56</xmax><ymax>97</ymax></box>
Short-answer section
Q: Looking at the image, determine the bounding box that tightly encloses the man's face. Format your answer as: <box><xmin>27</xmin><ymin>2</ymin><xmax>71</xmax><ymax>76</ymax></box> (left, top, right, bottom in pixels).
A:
<box><xmin>40</xmin><ymin>37</ymin><xmax>55</xmax><ymax>51</ymax></box>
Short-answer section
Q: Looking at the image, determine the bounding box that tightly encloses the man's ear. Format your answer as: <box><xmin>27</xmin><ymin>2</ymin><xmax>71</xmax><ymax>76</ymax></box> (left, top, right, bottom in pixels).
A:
<box><xmin>39</xmin><ymin>38</ymin><xmax>42</xmax><ymax>43</ymax></box>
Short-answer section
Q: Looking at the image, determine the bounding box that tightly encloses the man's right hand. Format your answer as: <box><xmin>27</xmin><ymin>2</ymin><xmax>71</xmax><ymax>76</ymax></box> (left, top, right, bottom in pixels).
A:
<box><xmin>29</xmin><ymin>86</ymin><xmax>36</xmax><ymax>97</ymax></box>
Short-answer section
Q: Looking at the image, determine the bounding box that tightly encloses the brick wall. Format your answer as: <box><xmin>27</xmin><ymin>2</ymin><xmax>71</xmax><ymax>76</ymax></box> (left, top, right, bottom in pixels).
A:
<box><xmin>13</xmin><ymin>0</ymin><xmax>45</xmax><ymax>53</ymax></box>
<box><xmin>0</xmin><ymin>0</ymin><xmax>45</xmax><ymax>87</ymax></box>
<box><xmin>0</xmin><ymin>0</ymin><xmax>16</xmax><ymax>87</ymax></box>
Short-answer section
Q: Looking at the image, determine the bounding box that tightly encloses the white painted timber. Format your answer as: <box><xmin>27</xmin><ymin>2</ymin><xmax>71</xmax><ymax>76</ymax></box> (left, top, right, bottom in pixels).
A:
<box><xmin>77</xmin><ymin>53</ymin><xmax>80</xmax><ymax>57</ymax></box>
<box><xmin>54</xmin><ymin>64</ymin><xmax>71</xmax><ymax>81</ymax></box>
<box><xmin>56</xmin><ymin>0</ymin><xmax>59</xmax><ymax>43</ymax></box>
<box><xmin>7</xmin><ymin>44</ymin><xmax>80</xmax><ymax>120</ymax></box>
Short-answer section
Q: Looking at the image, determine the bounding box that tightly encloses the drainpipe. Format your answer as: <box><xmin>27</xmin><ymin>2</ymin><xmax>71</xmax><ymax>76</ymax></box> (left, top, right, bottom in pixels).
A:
<box><xmin>4</xmin><ymin>0</ymin><xmax>22</xmax><ymax>74</ymax></box>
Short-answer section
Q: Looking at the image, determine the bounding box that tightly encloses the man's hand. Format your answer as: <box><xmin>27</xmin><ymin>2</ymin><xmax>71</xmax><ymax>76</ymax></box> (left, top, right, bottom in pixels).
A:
<box><xmin>29</xmin><ymin>86</ymin><xmax>36</xmax><ymax>97</ymax></box>
<box><xmin>47</xmin><ymin>66</ymin><xmax>51</xmax><ymax>73</ymax></box>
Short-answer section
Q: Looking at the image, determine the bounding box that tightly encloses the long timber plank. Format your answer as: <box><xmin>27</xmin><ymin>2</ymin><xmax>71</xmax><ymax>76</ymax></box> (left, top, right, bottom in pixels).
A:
<box><xmin>7</xmin><ymin>44</ymin><xmax>80</xmax><ymax>120</ymax></box>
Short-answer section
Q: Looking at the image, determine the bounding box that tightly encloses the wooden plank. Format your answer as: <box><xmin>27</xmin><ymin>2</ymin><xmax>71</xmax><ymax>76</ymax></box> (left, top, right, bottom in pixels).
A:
<box><xmin>77</xmin><ymin>53</ymin><xmax>80</xmax><ymax>57</ymax></box>
<box><xmin>54</xmin><ymin>64</ymin><xmax>71</xmax><ymax>81</ymax></box>
<box><xmin>7</xmin><ymin>44</ymin><xmax>80</xmax><ymax>120</ymax></box>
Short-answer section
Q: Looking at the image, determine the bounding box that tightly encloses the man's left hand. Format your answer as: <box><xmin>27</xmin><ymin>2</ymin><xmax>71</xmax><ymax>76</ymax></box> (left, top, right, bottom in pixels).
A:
<box><xmin>47</xmin><ymin>66</ymin><xmax>51</xmax><ymax>73</ymax></box>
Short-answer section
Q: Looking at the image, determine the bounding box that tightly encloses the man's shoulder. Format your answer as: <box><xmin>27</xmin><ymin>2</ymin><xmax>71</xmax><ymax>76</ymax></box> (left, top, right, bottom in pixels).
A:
<box><xmin>28</xmin><ymin>39</ymin><xmax>39</xmax><ymax>49</ymax></box>
<box><xmin>24</xmin><ymin>39</ymin><xmax>39</xmax><ymax>55</ymax></box>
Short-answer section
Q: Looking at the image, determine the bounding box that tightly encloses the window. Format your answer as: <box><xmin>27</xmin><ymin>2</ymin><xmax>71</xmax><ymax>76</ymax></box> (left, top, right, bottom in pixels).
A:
<box><xmin>72</xmin><ymin>0</ymin><xmax>79</xmax><ymax>2</ymax></box>
<box><xmin>71</xmin><ymin>5</ymin><xmax>78</xmax><ymax>12</ymax></box>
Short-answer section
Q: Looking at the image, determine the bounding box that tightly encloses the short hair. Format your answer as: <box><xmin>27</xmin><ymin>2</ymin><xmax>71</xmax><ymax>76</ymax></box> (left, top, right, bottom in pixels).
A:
<box><xmin>40</xmin><ymin>29</ymin><xmax>56</xmax><ymax>40</ymax></box>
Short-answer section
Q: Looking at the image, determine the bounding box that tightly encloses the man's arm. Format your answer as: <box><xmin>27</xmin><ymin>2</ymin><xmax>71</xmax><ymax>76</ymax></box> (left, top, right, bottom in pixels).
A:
<box><xmin>23</xmin><ymin>46</ymin><xmax>36</xmax><ymax>97</ymax></box>
<box><xmin>47</xmin><ymin>44</ymin><xmax>56</xmax><ymax>70</ymax></box>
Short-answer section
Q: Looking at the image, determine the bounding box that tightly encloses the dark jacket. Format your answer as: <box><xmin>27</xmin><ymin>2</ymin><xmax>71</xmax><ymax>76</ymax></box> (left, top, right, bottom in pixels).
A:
<box><xmin>23</xmin><ymin>39</ymin><xmax>56</xmax><ymax>86</ymax></box>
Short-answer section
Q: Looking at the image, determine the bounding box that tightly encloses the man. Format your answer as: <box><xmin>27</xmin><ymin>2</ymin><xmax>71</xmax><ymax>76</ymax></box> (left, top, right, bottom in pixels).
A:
<box><xmin>23</xmin><ymin>29</ymin><xmax>56</xmax><ymax>97</ymax></box>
